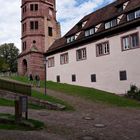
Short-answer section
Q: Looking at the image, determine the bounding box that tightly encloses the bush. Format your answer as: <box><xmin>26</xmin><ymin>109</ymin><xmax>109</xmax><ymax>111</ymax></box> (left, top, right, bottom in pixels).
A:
<box><xmin>126</xmin><ymin>84</ymin><xmax>140</xmax><ymax>101</ymax></box>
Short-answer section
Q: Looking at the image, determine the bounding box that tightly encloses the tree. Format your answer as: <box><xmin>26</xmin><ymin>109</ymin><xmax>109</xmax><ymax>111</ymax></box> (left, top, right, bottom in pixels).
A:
<box><xmin>0</xmin><ymin>58</ymin><xmax>9</xmax><ymax>72</ymax></box>
<box><xmin>0</xmin><ymin>43</ymin><xmax>19</xmax><ymax>72</ymax></box>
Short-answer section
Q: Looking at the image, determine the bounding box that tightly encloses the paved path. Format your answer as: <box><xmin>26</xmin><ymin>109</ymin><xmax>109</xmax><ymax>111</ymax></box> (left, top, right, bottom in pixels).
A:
<box><xmin>0</xmin><ymin>88</ymin><xmax>140</xmax><ymax>140</ymax></box>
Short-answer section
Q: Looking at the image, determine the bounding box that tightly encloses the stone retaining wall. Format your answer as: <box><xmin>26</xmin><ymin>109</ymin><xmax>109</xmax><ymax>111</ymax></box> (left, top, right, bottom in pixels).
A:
<box><xmin>0</xmin><ymin>89</ymin><xmax>65</xmax><ymax>110</ymax></box>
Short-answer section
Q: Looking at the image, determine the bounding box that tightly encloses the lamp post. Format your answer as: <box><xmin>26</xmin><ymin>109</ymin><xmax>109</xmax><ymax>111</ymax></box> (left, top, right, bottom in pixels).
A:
<box><xmin>44</xmin><ymin>60</ymin><xmax>47</xmax><ymax>96</ymax></box>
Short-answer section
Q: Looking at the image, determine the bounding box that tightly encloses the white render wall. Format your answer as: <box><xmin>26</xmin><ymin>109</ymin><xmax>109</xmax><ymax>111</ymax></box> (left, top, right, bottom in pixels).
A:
<box><xmin>46</xmin><ymin>27</ymin><xmax>140</xmax><ymax>94</ymax></box>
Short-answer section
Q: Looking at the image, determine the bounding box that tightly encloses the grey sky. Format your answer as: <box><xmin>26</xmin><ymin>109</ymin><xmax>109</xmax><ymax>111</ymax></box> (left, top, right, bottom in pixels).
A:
<box><xmin>0</xmin><ymin>0</ymin><xmax>114</xmax><ymax>51</ymax></box>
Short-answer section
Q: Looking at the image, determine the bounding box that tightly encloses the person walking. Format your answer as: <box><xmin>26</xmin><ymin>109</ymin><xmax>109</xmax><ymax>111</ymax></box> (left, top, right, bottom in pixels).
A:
<box><xmin>29</xmin><ymin>74</ymin><xmax>33</xmax><ymax>86</ymax></box>
<box><xmin>35</xmin><ymin>74</ymin><xmax>40</xmax><ymax>88</ymax></box>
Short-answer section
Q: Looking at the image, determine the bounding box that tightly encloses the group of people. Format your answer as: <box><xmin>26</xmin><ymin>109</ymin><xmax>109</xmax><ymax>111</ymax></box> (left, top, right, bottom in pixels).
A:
<box><xmin>29</xmin><ymin>74</ymin><xmax>40</xmax><ymax>87</ymax></box>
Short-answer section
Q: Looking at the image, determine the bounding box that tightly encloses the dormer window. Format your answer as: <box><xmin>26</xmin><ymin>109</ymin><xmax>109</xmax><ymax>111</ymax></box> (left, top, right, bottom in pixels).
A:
<box><xmin>117</xmin><ymin>5</ymin><xmax>123</xmax><ymax>12</ymax></box>
<box><xmin>77</xmin><ymin>23</ymin><xmax>82</xmax><ymax>29</ymax></box>
<box><xmin>127</xmin><ymin>9</ymin><xmax>140</xmax><ymax>21</ymax></box>
<box><xmin>95</xmin><ymin>24</ymin><xmax>101</xmax><ymax>32</ymax></box>
<box><xmin>105</xmin><ymin>19</ymin><xmax>117</xmax><ymax>29</ymax></box>
<box><xmin>67</xmin><ymin>36</ymin><xmax>75</xmax><ymax>43</ymax></box>
<box><xmin>123</xmin><ymin>1</ymin><xmax>129</xmax><ymax>10</ymax></box>
<box><xmin>135</xmin><ymin>10</ymin><xmax>140</xmax><ymax>18</ymax></box>
<box><xmin>82</xmin><ymin>21</ymin><xmax>87</xmax><ymax>28</ymax></box>
<box><xmin>116</xmin><ymin>1</ymin><xmax>129</xmax><ymax>12</ymax></box>
<box><xmin>117</xmin><ymin>14</ymin><xmax>124</xmax><ymax>24</ymax></box>
<box><xmin>85</xmin><ymin>28</ymin><xmax>95</xmax><ymax>37</ymax></box>
<box><xmin>75</xmin><ymin>32</ymin><xmax>81</xmax><ymax>39</ymax></box>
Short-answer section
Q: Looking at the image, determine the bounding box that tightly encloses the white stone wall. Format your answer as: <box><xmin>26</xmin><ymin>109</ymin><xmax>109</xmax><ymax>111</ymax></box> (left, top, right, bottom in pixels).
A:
<box><xmin>46</xmin><ymin>27</ymin><xmax>140</xmax><ymax>94</ymax></box>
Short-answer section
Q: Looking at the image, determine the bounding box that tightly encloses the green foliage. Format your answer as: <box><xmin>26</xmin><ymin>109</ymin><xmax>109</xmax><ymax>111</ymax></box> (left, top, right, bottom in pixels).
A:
<box><xmin>0</xmin><ymin>43</ymin><xmax>19</xmax><ymax>72</ymax></box>
<box><xmin>0</xmin><ymin>57</ymin><xmax>9</xmax><ymax>72</ymax></box>
<box><xmin>0</xmin><ymin>98</ymin><xmax>14</xmax><ymax>106</ymax></box>
<box><xmin>0</xmin><ymin>98</ymin><xmax>45</xmax><ymax>109</ymax></box>
<box><xmin>126</xmin><ymin>84</ymin><xmax>140</xmax><ymax>101</ymax></box>
<box><xmin>45</xmin><ymin>81</ymin><xmax>140</xmax><ymax>108</ymax></box>
<box><xmin>0</xmin><ymin>113</ymin><xmax>44</xmax><ymax>130</ymax></box>
<box><xmin>11</xmin><ymin>76</ymin><xmax>140</xmax><ymax>108</ymax></box>
<box><xmin>32</xmin><ymin>90</ymin><xmax>74</xmax><ymax>110</ymax></box>
<box><xmin>7</xmin><ymin>76</ymin><xmax>74</xmax><ymax>110</ymax></box>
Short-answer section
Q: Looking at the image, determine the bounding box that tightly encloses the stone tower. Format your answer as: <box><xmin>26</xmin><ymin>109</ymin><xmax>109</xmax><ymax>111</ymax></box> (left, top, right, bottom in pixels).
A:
<box><xmin>18</xmin><ymin>0</ymin><xmax>61</xmax><ymax>79</ymax></box>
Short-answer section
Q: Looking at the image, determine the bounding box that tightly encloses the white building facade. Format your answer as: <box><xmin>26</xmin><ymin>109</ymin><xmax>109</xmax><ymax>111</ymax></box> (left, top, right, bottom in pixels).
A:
<box><xmin>46</xmin><ymin>0</ymin><xmax>140</xmax><ymax>94</ymax></box>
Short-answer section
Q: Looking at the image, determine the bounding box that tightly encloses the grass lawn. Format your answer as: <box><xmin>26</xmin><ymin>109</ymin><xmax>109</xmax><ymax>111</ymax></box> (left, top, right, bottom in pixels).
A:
<box><xmin>0</xmin><ymin>113</ymin><xmax>44</xmax><ymax>130</ymax></box>
<box><xmin>10</xmin><ymin>76</ymin><xmax>140</xmax><ymax>108</ymax></box>
<box><xmin>3</xmin><ymin>76</ymin><xmax>73</xmax><ymax>110</ymax></box>
<box><xmin>0</xmin><ymin>98</ymin><xmax>46</xmax><ymax>110</ymax></box>
<box><xmin>0</xmin><ymin>98</ymin><xmax>14</xmax><ymax>106</ymax></box>
<box><xmin>32</xmin><ymin>90</ymin><xmax>74</xmax><ymax>110</ymax></box>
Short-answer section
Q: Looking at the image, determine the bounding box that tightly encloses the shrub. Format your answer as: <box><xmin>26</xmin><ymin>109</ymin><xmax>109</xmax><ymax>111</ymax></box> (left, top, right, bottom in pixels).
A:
<box><xmin>126</xmin><ymin>84</ymin><xmax>140</xmax><ymax>101</ymax></box>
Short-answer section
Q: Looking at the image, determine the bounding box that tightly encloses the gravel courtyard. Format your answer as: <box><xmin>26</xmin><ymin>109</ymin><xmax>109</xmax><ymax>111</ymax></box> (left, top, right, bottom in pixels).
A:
<box><xmin>0</xmin><ymin>88</ymin><xmax>140</xmax><ymax>140</ymax></box>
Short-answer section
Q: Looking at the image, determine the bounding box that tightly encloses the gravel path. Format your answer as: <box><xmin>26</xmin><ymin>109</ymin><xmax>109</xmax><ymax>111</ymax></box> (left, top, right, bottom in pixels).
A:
<box><xmin>0</xmin><ymin>88</ymin><xmax>140</xmax><ymax>140</ymax></box>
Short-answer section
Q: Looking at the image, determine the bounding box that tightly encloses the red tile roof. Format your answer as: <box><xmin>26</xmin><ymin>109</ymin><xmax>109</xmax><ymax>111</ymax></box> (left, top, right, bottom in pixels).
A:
<box><xmin>46</xmin><ymin>0</ymin><xmax>140</xmax><ymax>55</ymax></box>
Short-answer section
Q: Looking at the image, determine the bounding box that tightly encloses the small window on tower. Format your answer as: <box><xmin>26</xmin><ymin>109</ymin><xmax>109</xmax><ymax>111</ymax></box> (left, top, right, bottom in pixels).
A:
<box><xmin>30</xmin><ymin>21</ymin><xmax>38</xmax><ymax>30</ymax></box>
<box><xmin>35</xmin><ymin>4</ymin><xmax>38</xmax><ymax>11</ymax></box>
<box><xmin>48</xmin><ymin>27</ymin><xmax>53</xmax><ymax>36</ymax></box>
<box><xmin>33</xmin><ymin>40</ymin><xmax>36</xmax><ymax>44</ymax></box>
<box><xmin>22</xmin><ymin>41</ymin><xmax>27</xmax><ymax>51</ymax></box>
<box><xmin>30</xmin><ymin>21</ymin><xmax>34</xmax><ymax>30</ymax></box>
<box><xmin>35</xmin><ymin>21</ymin><xmax>38</xmax><ymax>29</ymax></box>
<box><xmin>30</xmin><ymin>4</ymin><xmax>34</xmax><ymax>11</ymax></box>
<box><xmin>30</xmin><ymin>4</ymin><xmax>38</xmax><ymax>11</ymax></box>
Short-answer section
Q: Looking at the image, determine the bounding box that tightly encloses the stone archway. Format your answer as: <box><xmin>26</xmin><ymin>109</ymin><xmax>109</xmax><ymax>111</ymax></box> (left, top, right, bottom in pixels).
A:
<box><xmin>22</xmin><ymin>59</ymin><xmax>27</xmax><ymax>75</ymax></box>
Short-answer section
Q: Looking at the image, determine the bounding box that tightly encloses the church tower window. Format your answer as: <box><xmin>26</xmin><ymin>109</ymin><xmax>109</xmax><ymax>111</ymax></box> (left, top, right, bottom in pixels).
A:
<box><xmin>30</xmin><ymin>21</ymin><xmax>38</xmax><ymax>30</ymax></box>
<box><xmin>30</xmin><ymin>4</ymin><xmax>38</xmax><ymax>11</ymax></box>
<box><xmin>48</xmin><ymin>27</ymin><xmax>53</xmax><ymax>36</ymax></box>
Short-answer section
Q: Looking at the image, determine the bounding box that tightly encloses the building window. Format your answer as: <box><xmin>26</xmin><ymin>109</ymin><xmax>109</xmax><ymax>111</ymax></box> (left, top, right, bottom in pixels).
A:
<box><xmin>76</xmin><ymin>48</ymin><xmax>87</xmax><ymax>61</ymax></box>
<box><xmin>30</xmin><ymin>4</ymin><xmax>34</xmax><ymax>11</ymax></box>
<box><xmin>116</xmin><ymin>1</ymin><xmax>129</xmax><ymax>12</ymax></box>
<box><xmin>72</xmin><ymin>74</ymin><xmax>76</xmax><ymax>82</ymax></box>
<box><xmin>22</xmin><ymin>6</ymin><xmax>27</xmax><ymax>13</ymax></box>
<box><xmin>96</xmin><ymin>41</ymin><xmax>110</xmax><ymax>56</ymax></box>
<box><xmin>22</xmin><ymin>41</ymin><xmax>26</xmax><ymax>51</ymax></box>
<box><xmin>82</xmin><ymin>21</ymin><xmax>87</xmax><ymax>28</ymax></box>
<box><xmin>85</xmin><ymin>28</ymin><xmax>95</xmax><ymax>37</ymax></box>
<box><xmin>105</xmin><ymin>19</ymin><xmax>117</xmax><ymax>29</ymax></box>
<box><xmin>60</xmin><ymin>53</ymin><xmax>68</xmax><ymax>64</ymax></box>
<box><xmin>135</xmin><ymin>9</ymin><xmax>140</xmax><ymax>18</ymax></box>
<box><xmin>48</xmin><ymin>57</ymin><xmax>54</xmax><ymax>67</ymax></box>
<box><xmin>33</xmin><ymin>40</ymin><xmax>36</xmax><ymax>44</ymax></box>
<box><xmin>56</xmin><ymin>75</ymin><xmax>60</xmax><ymax>83</ymax></box>
<box><xmin>117</xmin><ymin>5</ymin><xmax>123</xmax><ymax>12</ymax></box>
<box><xmin>122</xmin><ymin>33</ymin><xmax>139</xmax><ymax>51</ymax></box>
<box><xmin>77</xmin><ymin>22</ymin><xmax>82</xmax><ymax>29</ymax></box>
<box><xmin>91</xmin><ymin>74</ymin><xmax>96</xmax><ymax>82</ymax></box>
<box><xmin>67</xmin><ymin>36</ymin><xmax>75</xmax><ymax>43</ymax></box>
<box><xmin>48</xmin><ymin>27</ymin><xmax>53</xmax><ymax>36</ymax></box>
<box><xmin>22</xmin><ymin>23</ymin><xmax>26</xmax><ymax>32</ymax></box>
<box><xmin>30</xmin><ymin>4</ymin><xmax>38</xmax><ymax>11</ymax></box>
<box><xmin>120</xmin><ymin>71</ymin><xmax>127</xmax><ymax>81</ymax></box>
<box><xmin>30</xmin><ymin>21</ymin><xmax>38</xmax><ymax>30</ymax></box>
<box><xmin>127</xmin><ymin>9</ymin><xmax>140</xmax><ymax>21</ymax></box>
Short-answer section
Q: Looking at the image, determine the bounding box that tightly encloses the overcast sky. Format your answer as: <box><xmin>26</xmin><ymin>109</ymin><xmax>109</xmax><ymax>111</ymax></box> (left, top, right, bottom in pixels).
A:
<box><xmin>0</xmin><ymin>0</ymin><xmax>115</xmax><ymax>51</ymax></box>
